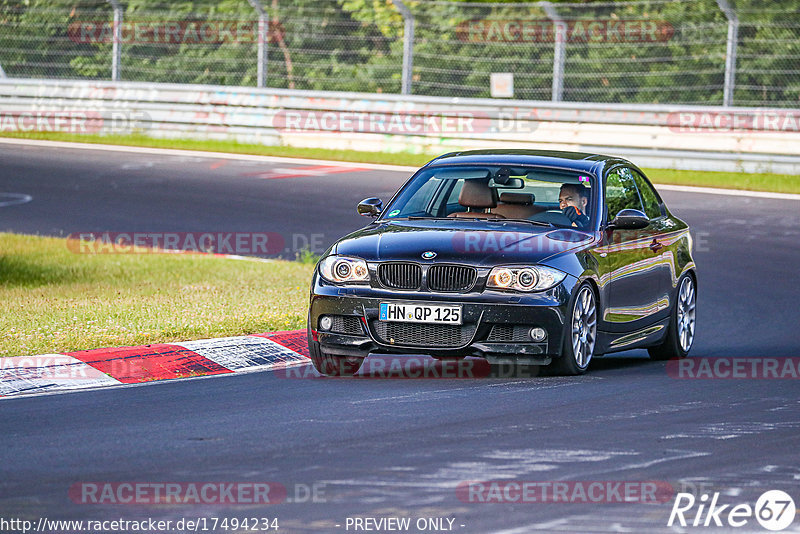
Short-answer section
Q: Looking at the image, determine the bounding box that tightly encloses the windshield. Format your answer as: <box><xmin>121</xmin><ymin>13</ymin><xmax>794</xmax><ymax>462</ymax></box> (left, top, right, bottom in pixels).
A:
<box><xmin>381</xmin><ymin>165</ymin><xmax>596</xmax><ymax>229</ymax></box>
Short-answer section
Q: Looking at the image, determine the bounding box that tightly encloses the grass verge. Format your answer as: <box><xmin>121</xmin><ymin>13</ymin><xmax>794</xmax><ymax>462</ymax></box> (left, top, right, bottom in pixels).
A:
<box><xmin>0</xmin><ymin>232</ymin><xmax>312</xmax><ymax>357</ymax></box>
<box><xmin>0</xmin><ymin>131</ymin><xmax>797</xmax><ymax>194</ymax></box>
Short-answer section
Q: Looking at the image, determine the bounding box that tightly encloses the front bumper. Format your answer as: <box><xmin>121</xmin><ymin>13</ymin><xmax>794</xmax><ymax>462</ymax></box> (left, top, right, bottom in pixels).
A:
<box><xmin>309</xmin><ymin>274</ymin><xmax>578</xmax><ymax>363</ymax></box>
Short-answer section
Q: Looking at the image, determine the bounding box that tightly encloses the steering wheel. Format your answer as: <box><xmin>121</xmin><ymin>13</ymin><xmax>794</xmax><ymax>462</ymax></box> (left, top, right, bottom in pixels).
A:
<box><xmin>530</xmin><ymin>209</ymin><xmax>574</xmax><ymax>227</ymax></box>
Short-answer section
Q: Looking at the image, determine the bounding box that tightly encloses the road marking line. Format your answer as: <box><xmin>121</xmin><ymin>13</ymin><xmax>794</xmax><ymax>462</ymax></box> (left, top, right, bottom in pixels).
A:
<box><xmin>241</xmin><ymin>164</ymin><xmax>368</xmax><ymax>180</ymax></box>
<box><xmin>657</xmin><ymin>183</ymin><xmax>800</xmax><ymax>200</ymax></box>
<box><xmin>0</xmin><ymin>192</ymin><xmax>33</xmax><ymax>207</ymax></box>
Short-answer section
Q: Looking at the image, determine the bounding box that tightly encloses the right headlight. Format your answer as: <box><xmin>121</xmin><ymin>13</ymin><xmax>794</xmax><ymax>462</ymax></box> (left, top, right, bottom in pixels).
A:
<box><xmin>486</xmin><ymin>266</ymin><xmax>566</xmax><ymax>292</ymax></box>
<box><xmin>319</xmin><ymin>255</ymin><xmax>370</xmax><ymax>284</ymax></box>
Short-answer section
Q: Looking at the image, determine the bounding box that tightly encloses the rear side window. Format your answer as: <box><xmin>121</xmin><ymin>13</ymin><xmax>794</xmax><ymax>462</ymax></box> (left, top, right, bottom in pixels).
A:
<box><xmin>631</xmin><ymin>170</ymin><xmax>662</xmax><ymax>219</ymax></box>
<box><xmin>605</xmin><ymin>167</ymin><xmax>643</xmax><ymax>220</ymax></box>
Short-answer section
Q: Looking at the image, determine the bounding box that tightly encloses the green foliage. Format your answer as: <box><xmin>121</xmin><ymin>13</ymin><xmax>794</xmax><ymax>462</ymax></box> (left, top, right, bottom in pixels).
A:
<box><xmin>295</xmin><ymin>247</ymin><xmax>321</xmax><ymax>265</ymax></box>
<box><xmin>0</xmin><ymin>0</ymin><xmax>797</xmax><ymax>105</ymax></box>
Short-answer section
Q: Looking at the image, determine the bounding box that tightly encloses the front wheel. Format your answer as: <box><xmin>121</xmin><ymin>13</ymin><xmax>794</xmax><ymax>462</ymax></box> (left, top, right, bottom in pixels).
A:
<box><xmin>307</xmin><ymin>325</ymin><xmax>365</xmax><ymax>376</ymax></box>
<box><xmin>551</xmin><ymin>283</ymin><xmax>597</xmax><ymax>376</ymax></box>
<box><xmin>649</xmin><ymin>274</ymin><xmax>696</xmax><ymax>360</ymax></box>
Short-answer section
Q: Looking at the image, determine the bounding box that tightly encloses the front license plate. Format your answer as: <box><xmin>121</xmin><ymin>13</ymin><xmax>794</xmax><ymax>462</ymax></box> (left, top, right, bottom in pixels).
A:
<box><xmin>379</xmin><ymin>302</ymin><xmax>462</xmax><ymax>325</ymax></box>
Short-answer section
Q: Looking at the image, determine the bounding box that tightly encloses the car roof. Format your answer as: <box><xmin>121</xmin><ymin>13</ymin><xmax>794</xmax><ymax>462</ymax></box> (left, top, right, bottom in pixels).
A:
<box><xmin>424</xmin><ymin>149</ymin><xmax>633</xmax><ymax>174</ymax></box>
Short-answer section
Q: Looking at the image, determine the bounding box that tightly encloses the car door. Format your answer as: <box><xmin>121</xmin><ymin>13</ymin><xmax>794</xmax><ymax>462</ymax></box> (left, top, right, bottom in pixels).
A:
<box><xmin>630</xmin><ymin>167</ymin><xmax>682</xmax><ymax>317</ymax></box>
<box><xmin>594</xmin><ymin>166</ymin><xmax>669</xmax><ymax>333</ymax></box>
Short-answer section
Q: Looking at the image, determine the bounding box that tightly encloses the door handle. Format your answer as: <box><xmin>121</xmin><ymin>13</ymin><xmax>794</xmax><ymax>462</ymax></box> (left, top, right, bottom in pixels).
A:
<box><xmin>649</xmin><ymin>239</ymin><xmax>664</xmax><ymax>252</ymax></box>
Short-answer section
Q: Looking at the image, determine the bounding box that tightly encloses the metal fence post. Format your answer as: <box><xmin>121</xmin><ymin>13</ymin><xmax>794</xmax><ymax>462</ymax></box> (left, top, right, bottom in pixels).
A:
<box><xmin>106</xmin><ymin>0</ymin><xmax>122</xmax><ymax>81</ymax></box>
<box><xmin>392</xmin><ymin>0</ymin><xmax>414</xmax><ymax>95</ymax></box>
<box><xmin>247</xmin><ymin>0</ymin><xmax>268</xmax><ymax>88</ymax></box>
<box><xmin>542</xmin><ymin>2</ymin><xmax>565</xmax><ymax>102</ymax></box>
<box><xmin>0</xmin><ymin>63</ymin><xmax>6</xmax><ymax>78</ymax></box>
<box><xmin>716</xmin><ymin>0</ymin><xmax>738</xmax><ymax>107</ymax></box>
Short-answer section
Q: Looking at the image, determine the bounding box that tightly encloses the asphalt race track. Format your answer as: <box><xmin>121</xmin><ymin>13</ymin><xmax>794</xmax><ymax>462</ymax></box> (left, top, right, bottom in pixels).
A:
<box><xmin>1</xmin><ymin>143</ymin><xmax>799</xmax><ymax>533</ymax></box>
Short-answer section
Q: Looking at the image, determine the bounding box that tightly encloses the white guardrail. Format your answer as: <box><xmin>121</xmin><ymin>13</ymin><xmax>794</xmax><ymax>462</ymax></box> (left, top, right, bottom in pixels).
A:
<box><xmin>1</xmin><ymin>78</ymin><xmax>800</xmax><ymax>174</ymax></box>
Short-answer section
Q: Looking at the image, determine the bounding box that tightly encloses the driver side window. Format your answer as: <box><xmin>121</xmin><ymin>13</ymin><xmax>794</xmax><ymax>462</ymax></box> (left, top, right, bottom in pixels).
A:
<box><xmin>605</xmin><ymin>167</ymin><xmax>643</xmax><ymax>221</ymax></box>
<box><xmin>398</xmin><ymin>176</ymin><xmax>442</xmax><ymax>216</ymax></box>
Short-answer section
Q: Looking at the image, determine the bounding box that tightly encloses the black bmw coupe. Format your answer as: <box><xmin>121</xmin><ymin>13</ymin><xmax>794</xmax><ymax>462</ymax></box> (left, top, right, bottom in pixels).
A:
<box><xmin>307</xmin><ymin>150</ymin><xmax>697</xmax><ymax>376</ymax></box>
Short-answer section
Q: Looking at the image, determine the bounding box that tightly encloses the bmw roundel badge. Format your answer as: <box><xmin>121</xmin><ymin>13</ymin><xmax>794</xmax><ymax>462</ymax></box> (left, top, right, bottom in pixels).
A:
<box><xmin>421</xmin><ymin>251</ymin><xmax>437</xmax><ymax>259</ymax></box>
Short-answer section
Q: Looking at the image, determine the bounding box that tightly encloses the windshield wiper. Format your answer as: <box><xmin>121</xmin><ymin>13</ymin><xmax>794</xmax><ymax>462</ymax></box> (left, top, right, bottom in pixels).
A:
<box><xmin>386</xmin><ymin>216</ymin><xmax>552</xmax><ymax>227</ymax></box>
<box><xmin>487</xmin><ymin>218</ymin><xmax>553</xmax><ymax>227</ymax></box>
<box><xmin>387</xmin><ymin>216</ymin><xmax>443</xmax><ymax>221</ymax></box>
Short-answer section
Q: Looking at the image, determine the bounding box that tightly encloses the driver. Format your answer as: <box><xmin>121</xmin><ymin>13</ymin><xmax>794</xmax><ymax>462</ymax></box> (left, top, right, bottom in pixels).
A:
<box><xmin>559</xmin><ymin>183</ymin><xmax>590</xmax><ymax>228</ymax></box>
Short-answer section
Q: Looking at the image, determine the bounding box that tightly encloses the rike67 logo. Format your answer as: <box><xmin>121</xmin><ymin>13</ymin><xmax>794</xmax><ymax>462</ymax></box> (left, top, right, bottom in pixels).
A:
<box><xmin>668</xmin><ymin>490</ymin><xmax>796</xmax><ymax>531</ymax></box>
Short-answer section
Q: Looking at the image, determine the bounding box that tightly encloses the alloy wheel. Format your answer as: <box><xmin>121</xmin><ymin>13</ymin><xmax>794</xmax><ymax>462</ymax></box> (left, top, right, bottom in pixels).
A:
<box><xmin>676</xmin><ymin>276</ymin><xmax>696</xmax><ymax>352</ymax></box>
<box><xmin>571</xmin><ymin>286</ymin><xmax>597</xmax><ymax>369</ymax></box>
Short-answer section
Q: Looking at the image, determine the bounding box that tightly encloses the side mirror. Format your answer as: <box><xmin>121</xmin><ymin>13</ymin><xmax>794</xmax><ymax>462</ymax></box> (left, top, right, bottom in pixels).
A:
<box><xmin>609</xmin><ymin>209</ymin><xmax>649</xmax><ymax>230</ymax></box>
<box><xmin>357</xmin><ymin>197</ymin><xmax>383</xmax><ymax>217</ymax></box>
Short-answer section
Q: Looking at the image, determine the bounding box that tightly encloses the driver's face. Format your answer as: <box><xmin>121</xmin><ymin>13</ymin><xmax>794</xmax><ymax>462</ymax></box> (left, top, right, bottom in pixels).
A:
<box><xmin>559</xmin><ymin>188</ymin><xmax>586</xmax><ymax>211</ymax></box>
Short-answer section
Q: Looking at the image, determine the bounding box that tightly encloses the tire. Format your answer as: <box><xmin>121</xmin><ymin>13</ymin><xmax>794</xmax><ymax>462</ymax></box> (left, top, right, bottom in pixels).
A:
<box><xmin>550</xmin><ymin>283</ymin><xmax>597</xmax><ymax>376</ymax></box>
<box><xmin>306</xmin><ymin>327</ymin><xmax>365</xmax><ymax>376</ymax></box>
<box><xmin>649</xmin><ymin>273</ymin><xmax>696</xmax><ymax>360</ymax></box>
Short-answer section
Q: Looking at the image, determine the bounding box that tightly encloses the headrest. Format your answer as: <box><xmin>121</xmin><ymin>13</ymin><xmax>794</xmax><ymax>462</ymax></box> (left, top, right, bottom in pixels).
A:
<box><xmin>459</xmin><ymin>179</ymin><xmax>496</xmax><ymax>209</ymax></box>
<box><xmin>499</xmin><ymin>192</ymin><xmax>534</xmax><ymax>205</ymax></box>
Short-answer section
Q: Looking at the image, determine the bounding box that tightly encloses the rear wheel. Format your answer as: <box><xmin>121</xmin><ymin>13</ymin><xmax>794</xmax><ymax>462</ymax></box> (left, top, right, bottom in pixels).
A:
<box><xmin>551</xmin><ymin>283</ymin><xmax>597</xmax><ymax>376</ymax></box>
<box><xmin>649</xmin><ymin>274</ymin><xmax>696</xmax><ymax>360</ymax></box>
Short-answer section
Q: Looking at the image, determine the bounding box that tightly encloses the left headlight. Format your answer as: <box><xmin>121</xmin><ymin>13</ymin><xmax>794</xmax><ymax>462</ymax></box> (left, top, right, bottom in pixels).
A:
<box><xmin>487</xmin><ymin>265</ymin><xmax>566</xmax><ymax>292</ymax></box>
<box><xmin>319</xmin><ymin>256</ymin><xmax>370</xmax><ymax>284</ymax></box>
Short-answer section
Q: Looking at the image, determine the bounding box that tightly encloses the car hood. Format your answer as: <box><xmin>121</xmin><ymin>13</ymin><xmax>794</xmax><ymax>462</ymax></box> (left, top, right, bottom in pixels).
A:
<box><xmin>332</xmin><ymin>219</ymin><xmax>595</xmax><ymax>266</ymax></box>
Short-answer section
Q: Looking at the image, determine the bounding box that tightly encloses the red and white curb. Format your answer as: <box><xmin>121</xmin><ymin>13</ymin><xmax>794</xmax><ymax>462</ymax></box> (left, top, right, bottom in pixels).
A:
<box><xmin>0</xmin><ymin>330</ymin><xmax>310</xmax><ymax>398</ymax></box>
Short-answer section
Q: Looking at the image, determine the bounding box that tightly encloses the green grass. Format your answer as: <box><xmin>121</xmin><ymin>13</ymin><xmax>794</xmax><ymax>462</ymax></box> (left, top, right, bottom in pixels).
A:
<box><xmin>1</xmin><ymin>131</ymin><xmax>797</xmax><ymax>193</ymax></box>
<box><xmin>0</xmin><ymin>233</ymin><xmax>313</xmax><ymax>357</ymax></box>
<box><xmin>294</xmin><ymin>247</ymin><xmax>322</xmax><ymax>265</ymax></box>
<box><xmin>639</xmin><ymin>167</ymin><xmax>798</xmax><ymax>194</ymax></box>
